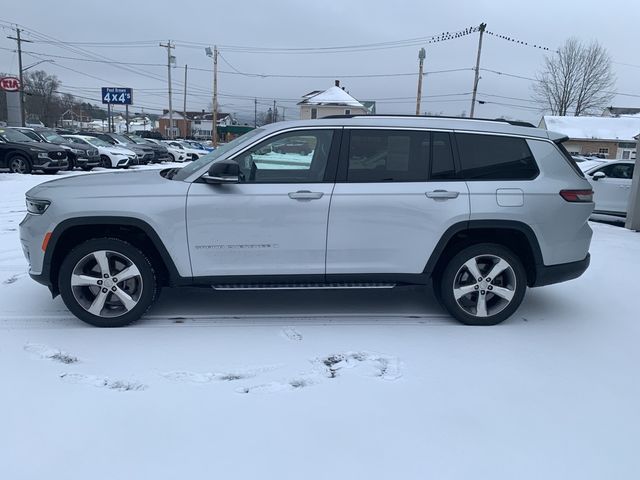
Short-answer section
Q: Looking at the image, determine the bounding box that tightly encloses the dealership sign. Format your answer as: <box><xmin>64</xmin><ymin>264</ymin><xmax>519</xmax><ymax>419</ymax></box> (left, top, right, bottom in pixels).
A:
<box><xmin>101</xmin><ymin>87</ymin><xmax>133</xmax><ymax>105</ymax></box>
<box><xmin>0</xmin><ymin>76</ymin><xmax>21</xmax><ymax>92</ymax></box>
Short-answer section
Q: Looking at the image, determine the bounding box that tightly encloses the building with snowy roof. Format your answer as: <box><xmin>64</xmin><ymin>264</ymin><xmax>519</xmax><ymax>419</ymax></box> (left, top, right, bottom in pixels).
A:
<box><xmin>539</xmin><ymin>115</ymin><xmax>640</xmax><ymax>159</ymax></box>
<box><xmin>298</xmin><ymin>81</ymin><xmax>370</xmax><ymax>120</ymax></box>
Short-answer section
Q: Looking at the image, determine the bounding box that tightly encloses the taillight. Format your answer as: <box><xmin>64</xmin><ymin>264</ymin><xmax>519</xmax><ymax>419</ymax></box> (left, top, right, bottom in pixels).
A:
<box><xmin>559</xmin><ymin>189</ymin><xmax>593</xmax><ymax>202</ymax></box>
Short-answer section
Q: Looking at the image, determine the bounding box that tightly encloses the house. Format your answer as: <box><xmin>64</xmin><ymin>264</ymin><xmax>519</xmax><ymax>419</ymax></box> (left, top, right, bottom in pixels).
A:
<box><xmin>158</xmin><ymin>111</ymin><xmax>190</xmax><ymax>138</ymax></box>
<box><xmin>602</xmin><ymin>106</ymin><xmax>640</xmax><ymax>117</ymax></box>
<box><xmin>298</xmin><ymin>81</ymin><xmax>369</xmax><ymax>119</ymax></box>
<box><xmin>539</xmin><ymin>115</ymin><xmax>640</xmax><ymax>159</ymax></box>
<box><xmin>188</xmin><ymin>111</ymin><xmax>234</xmax><ymax>140</ymax></box>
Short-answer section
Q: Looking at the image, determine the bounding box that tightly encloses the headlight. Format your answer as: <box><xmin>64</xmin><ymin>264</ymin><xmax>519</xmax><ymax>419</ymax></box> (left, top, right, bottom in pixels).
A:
<box><xmin>37</xmin><ymin>152</ymin><xmax>49</xmax><ymax>159</ymax></box>
<box><xmin>110</xmin><ymin>151</ymin><xmax>123</xmax><ymax>155</ymax></box>
<box><xmin>26</xmin><ymin>198</ymin><xmax>50</xmax><ymax>215</ymax></box>
<box><xmin>72</xmin><ymin>148</ymin><xmax>84</xmax><ymax>155</ymax></box>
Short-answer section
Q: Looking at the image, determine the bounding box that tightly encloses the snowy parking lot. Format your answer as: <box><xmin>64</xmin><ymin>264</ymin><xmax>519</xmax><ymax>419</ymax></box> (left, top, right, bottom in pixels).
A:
<box><xmin>1</xmin><ymin>166</ymin><xmax>640</xmax><ymax>479</ymax></box>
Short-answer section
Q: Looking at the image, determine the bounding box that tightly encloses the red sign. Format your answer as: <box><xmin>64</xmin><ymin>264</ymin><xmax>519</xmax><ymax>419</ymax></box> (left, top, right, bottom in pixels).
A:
<box><xmin>0</xmin><ymin>77</ymin><xmax>21</xmax><ymax>92</ymax></box>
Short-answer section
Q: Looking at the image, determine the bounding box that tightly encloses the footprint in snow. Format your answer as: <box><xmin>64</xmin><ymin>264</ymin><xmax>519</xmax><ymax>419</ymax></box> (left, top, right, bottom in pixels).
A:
<box><xmin>314</xmin><ymin>351</ymin><xmax>402</xmax><ymax>381</ymax></box>
<box><xmin>161</xmin><ymin>365</ymin><xmax>281</xmax><ymax>384</ymax></box>
<box><xmin>236</xmin><ymin>377</ymin><xmax>317</xmax><ymax>394</ymax></box>
<box><xmin>3</xmin><ymin>273</ymin><xmax>24</xmax><ymax>285</ymax></box>
<box><xmin>24</xmin><ymin>343</ymin><xmax>79</xmax><ymax>364</ymax></box>
<box><xmin>281</xmin><ymin>326</ymin><xmax>303</xmax><ymax>342</ymax></box>
<box><xmin>59</xmin><ymin>373</ymin><xmax>147</xmax><ymax>392</ymax></box>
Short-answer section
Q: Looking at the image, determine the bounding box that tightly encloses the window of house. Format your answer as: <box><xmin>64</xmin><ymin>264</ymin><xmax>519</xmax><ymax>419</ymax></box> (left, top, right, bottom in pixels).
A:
<box><xmin>346</xmin><ymin>130</ymin><xmax>429</xmax><ymax>182</ymax></box>
<box><xmin>233</xmin><ymin>129</ymin><xmax>334</xmax><ymax>183</ymax></box>
<box><xmin>311</xmin><ymin>108</ymin><xmax>318</xmax><ymax>119</ymax></box>
<box><xmin>345</xmin><ymin>109</ymin><xmax>351</xmax><ymax>115</ymax></box>
<box><xmin>456</xmin><ymin>133</ymin><xmax>538</xmax><ymax>180</ymax></box>
<box><xmin>598</xmin><ymin>147</ymin><xmax>609</xmax><ymax>155</ymax></box>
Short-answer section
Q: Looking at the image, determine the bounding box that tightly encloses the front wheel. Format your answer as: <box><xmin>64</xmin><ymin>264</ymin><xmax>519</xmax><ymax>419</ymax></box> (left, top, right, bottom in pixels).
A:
<box><xmin>100</xmin><ymin>155</ymin><xmax>112</xmax><ymax>168</ymax></box>
<box><xmin>439</xmin><ymin>243</ymin><xmax>527</xmax><ymax>326</ymax></box>
<box><xmin>58</xmin><ymin>238</ymin><xmax>157</xmax><ymax>327</ymax></box>
<box><xmin>9</xmin><ymin>155</ymin><xmax>32</xmax><ymax>174</ymax></box>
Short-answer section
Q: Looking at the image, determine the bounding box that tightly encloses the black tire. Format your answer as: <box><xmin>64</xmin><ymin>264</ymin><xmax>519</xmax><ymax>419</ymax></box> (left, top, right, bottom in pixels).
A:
<box><xmin>8</xmin><ymin>154</ymin><xmax>32</xmax><ymax>174</ymax></box>
<box><xmin>169</xmin><ymin>153</ymin><xmax>176</xmax><ymax>162</ymax></box>
<box><xmin>81</xmin><ymin>166</ymin><xmax>94</xmax><ymax>172</ymax></box>
<box><xmin>439</xmin><ymin>243</ymin><xmax>526</xmax><ymax>326</ymax></box>
<box><xmin>58</xmin><ymin>238</ymin><xmax>157</xmax><ymax>327</ymax></box>
<box><xmin>42</xmin><ymin>169</ymin><xmax>59</xmax><ymax>175</ymax></box>
<box><xmin>66</xmin><ymin>158</ymin><xmax>75</xmax><ymax>171</ymax></box>
<box><xmin>100</xmin><ymin>155</ymin><xmax>112</xmax><ymax>168</ymax></box>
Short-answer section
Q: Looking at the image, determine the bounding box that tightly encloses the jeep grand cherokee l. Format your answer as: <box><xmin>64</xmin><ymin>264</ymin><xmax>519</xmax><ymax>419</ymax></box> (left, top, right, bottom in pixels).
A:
<box><xmin>20</xmin><ymin>116</ymin><xmax>593</xmax><ymax>327</ymax></box>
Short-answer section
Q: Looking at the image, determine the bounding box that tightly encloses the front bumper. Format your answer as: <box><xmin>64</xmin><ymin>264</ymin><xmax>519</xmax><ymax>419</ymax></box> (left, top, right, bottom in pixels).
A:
<box><xmin>75</xmin><ymin>156</ymin><xmax>101</xmax><ymax>167</ymax></box>
<box><xmin>34</xmin><ymin>159</ymin><xmax>68</xmax><ymax>171</ymax></box>
<box><xmin>532</xmin><ymin>254</ymin><xmax>590</xmax><ymax>287</ymax></box>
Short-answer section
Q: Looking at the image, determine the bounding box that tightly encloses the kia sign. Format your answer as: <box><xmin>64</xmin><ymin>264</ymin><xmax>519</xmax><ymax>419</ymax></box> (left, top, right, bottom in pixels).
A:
<box><xmin>0</xmin><ymin>76</ymin><xmax>21</xmax><ymax>92</ymax></box>
<box><xmin>101</xmin><ymin>87</ymin><xmax>133</xmax><ymax>105</ymax></box>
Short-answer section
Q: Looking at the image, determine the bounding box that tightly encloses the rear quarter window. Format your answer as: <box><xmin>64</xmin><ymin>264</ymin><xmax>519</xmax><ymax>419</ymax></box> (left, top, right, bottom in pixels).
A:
<box><xmin>456</xmin><ymin>133</ymin><xmax>539</xmax><ymax>180</ymax></box>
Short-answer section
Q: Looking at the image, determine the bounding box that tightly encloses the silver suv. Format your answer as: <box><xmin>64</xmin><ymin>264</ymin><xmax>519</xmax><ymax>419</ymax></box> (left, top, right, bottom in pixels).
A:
<box><xmin>19</xmin><ymin>116</ymin><xmax>594</xmax><ymax>327</ymax></box>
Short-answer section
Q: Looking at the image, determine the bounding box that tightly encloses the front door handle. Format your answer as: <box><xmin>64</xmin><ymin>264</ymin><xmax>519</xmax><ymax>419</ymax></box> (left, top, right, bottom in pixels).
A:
<box><xmin>288</xmin><ymin>190</ymin><xmax>324</xmax><ymax>200</ymax></box>
<box><xmin>426</xmin><ymin>190</ymin><xmax>459</xmax><ymax>199</ymax></box>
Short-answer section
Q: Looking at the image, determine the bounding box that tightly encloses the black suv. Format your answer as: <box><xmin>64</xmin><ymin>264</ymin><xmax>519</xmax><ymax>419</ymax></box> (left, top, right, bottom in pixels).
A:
<box><xmin>0</xmin><ymin>127</ymin><xmax>68</xmax><ymax>173</ymax></box>
<box><xmin>10</xmin><ymin>127</ymin><xmax>100</xmax><ymax>171</ymax></box>
<box><xmin>124</xmin><ymin>134</ymin><xmax>170</xmax><ymax>163</ymax></box>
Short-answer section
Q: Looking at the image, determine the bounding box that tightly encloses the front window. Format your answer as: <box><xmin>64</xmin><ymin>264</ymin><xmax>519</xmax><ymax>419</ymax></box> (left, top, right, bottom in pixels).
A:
<box><xmin>172</xmin><ymin>128</ymin><xmax>264</xmax><ymax>181</ymax></box>
<box><xmin>41</xmin><ymin>131</ymin><xmax>67</xmax><ymax>144</ymax></box>
<box><xmin>234</xmin><ymin>129</ymin><xmax>334</xmax><ymax>183</ymax></box>
<box><xmin>85</xmin><ymin>137</ymin><xmax>112</xmax><ymax>148</ymax></box>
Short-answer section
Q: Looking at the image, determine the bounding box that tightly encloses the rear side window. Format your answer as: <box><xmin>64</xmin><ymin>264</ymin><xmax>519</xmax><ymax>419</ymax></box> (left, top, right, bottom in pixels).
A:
<box><xmin>347</xmin><ymin>130</ymin><xmax>429</xmax><ymax>182</ymax></box>
<box><xmin>456</xmin><ymin>133</ymin><xmax>538</xmax><ymax>180</ymax></box>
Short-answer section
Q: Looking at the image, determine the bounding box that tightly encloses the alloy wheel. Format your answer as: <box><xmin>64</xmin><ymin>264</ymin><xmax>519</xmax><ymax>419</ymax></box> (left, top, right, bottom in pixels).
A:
<box><xmin>70</xmin><ymin>250</ymin><xmax>143</xmax><ymax>318</ymax></box>
<box><xmin>452</xmin><ymin>254</ymin><xmax>517</xmax><ymax>318</ymax></box>
<box><xmin>10</xmin><ymin>157</ymin><xmax>28</xmax><ymax>174</ymax></box>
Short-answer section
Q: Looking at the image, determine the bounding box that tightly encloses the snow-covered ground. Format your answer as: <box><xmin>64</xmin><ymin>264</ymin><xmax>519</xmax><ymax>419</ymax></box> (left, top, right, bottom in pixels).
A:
<box><xmin>1</xmin><ymin>167</ymin><xmax>639</xmax><ymax>479</ymax></box>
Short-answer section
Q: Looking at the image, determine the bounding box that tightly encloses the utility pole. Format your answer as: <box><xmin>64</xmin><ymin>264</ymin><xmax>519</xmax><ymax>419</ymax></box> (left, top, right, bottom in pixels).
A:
<box><xmin>160</xmin><ymin>41</ymin><xmax>175</xmax><ymax>138</ymax></box>
<box><xmin>273</xmin><ymin>100</ymin><xmax>277</xmax><ymax>123</ymax></box>
<box><xmin>7</xmin><ymin>28</ymin><xmax>33</xmax><ymax>127</ymax></box>
<box><xmin>469</xmin><ymin>23</ymin><xmax>486</xmax><ymax>119</ymax></box>
<box><xmin>183</xmin><ymin>64</ymin><xmax>188</xmax><ymax>138</ymax></box>
<box><xmin>415</xmin><ymin>47</ymin><xmax>426</xmax><ymax>116</ymax></box>
<box><xmin>254</xmin><ymin>98</ymin><xmax>257</xmax><ymax>127</ymax></box>
<box><xmin>282</xmin><ymin>106</ymin><xmax>285</xmax><ymax>121</ymax></box>
<box><xmin>125</xmin><ymin>104</ymin><xmax>129</xmax><ymax>133</ymax></box>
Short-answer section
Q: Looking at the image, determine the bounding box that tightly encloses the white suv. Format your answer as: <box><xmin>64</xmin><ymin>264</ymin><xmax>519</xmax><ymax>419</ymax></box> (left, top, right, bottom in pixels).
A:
<box><xmin>20</xmin><ymin>116</ymin><xmax>594</xmax><ymax>327</ymax></box>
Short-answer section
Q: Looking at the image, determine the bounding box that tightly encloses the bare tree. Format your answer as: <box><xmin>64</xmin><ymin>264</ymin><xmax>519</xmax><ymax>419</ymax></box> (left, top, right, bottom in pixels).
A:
<box><xmin>533</xmin><ymin>38</ymin><xmax>615</xmax><ymax>116</ymax></box>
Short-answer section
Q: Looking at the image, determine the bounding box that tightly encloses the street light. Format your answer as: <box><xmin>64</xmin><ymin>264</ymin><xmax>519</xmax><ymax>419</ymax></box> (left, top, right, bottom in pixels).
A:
<box><xmin>23</xmin><ymin>59</ymin><xmax>54</xmax><ymax>72</ymax></box>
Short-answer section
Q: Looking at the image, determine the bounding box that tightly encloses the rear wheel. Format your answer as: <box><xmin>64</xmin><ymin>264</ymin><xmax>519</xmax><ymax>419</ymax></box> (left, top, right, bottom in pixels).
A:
<box><xmin>8</xmin><ymin>155</ymin><xmax>32</xmax><ymax>174</ymax></box>
<box><xmin>439</xmin><ymin>243</ymin><xmax>526</xmax><ymax>326</ymax></box>
<box><xmin>58</xmin><ymin>238</ymin><xmax>157</xmax><ymax>327</ymax></box>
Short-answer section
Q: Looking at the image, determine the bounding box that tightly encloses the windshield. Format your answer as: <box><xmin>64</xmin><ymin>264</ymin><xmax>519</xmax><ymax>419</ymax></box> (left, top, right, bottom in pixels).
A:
<box><xmin>111</xmin><ymin>133</ymin><xmax>132</xmax><ymax>144</ymax></box>
<box><xmin>85</xmin><ymin>137</ymin><xmax>111</xmax><ymax>147</ymax></box>
<box><xmin>173</xmin><ymin>129</ymin><xmax>264</xmax><ymax>181</ymax></box>
<box><xmin>64</xmin><ymin>137</ymin><xmax>87</xmax><ymax>145</ymax></box>
<box><xmin>41</xmin><ymin>130</ymin><xmax>67</xmax><ymax>144</ymax></box>
<box><xmin>0</xmin><ymin>128</ymin><xmax>35</xmax><ymax>143</ymax></box>
<box><xmin>126</xmin><ymin>135</ymin><xmax>147</xmax><ymax>145</ymax></box>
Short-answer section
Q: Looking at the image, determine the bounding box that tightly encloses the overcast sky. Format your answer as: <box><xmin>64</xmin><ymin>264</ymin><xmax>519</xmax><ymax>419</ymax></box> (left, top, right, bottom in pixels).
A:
<box><xmin>1</xmin><ymin>0</ymin><xmax>638</xmax><ymax>124</ymax></box>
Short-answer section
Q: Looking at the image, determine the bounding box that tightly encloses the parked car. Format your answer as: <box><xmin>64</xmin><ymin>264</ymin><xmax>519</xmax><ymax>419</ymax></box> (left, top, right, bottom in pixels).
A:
<box><xmin>77</xmin><ymin>132</ymin><xmax>154</xmax><ymax>165</ymax></box>
<box><xmin>124</xmin><ymin>134</ymin><xmax>171</xmax><ymax>163</ymax></box>
<box><xmin>572</xmin><ymin>154</ymin><xmax>607</xmax><ymax>173</ymax></box>
<box><xmin>0</xmin><ymin>127</ymin><xmax>68</xmax><ymax>174</ymax></box>
<box><xmin>163</xmin><ymin>140</ymin><xmax>209</xmax><ymax>160</ymax></box>
<box><xmin>585</xmin><ymin>160</ymin><xmax>635</xmax><ymax>217</ymax></box>
<box><xmin>181</xmin><ymin>140</ymin><xmax>214</xmax><ymax>152</ymax></box>
<box><xmin>144</xmin><ymin>138</ymin><xmax>188</xmax><ymax>162</ymax></box>
<box><xmin>21</xmin><ymin>115</ymin><xmax>593</xmax><ymax>327</ymax></box>
<box><xmin>63</xmin><ymin>135</ymin><xmax>135</xmax><ymax>169</ymax></box>
<box><xmin>9</xmin><ymin>127</ymin><xmax>100</xmax><ymax>171</ymax></box>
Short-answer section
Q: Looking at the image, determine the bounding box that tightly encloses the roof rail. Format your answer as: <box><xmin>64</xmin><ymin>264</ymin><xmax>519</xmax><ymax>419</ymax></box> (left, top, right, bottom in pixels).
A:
<box><xmin>320</xmin><ymin>114</ymin><xmax>536</xmax><ymax>128</ymax></box>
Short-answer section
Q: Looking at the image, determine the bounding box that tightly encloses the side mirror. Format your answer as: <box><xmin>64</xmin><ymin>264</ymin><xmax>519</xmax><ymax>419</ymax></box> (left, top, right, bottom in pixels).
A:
<box><xmin>592</xmin><ymin>171</ymin><xmax>606</xmax><ymax>181</ymax></box>
<box><xmin>202</xmin><ymin>159</ymin><xmax>240</xmax><ymax>184</ymax></box>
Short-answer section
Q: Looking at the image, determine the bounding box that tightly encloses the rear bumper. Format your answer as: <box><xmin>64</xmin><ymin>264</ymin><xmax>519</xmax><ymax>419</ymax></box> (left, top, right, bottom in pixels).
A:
<box><xmin>532</xmin><ymin>254</ymin><xmax>590</xmax><ymax>287</ymax></box>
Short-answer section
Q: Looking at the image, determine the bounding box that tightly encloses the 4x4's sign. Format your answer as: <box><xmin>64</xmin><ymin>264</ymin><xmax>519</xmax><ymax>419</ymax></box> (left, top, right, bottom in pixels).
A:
<box><xmin>0</xmin><ymin>76</ymin><xmax>21</xmax><ymax>92</ymax></box>
<box><xmin>101</xmin><ymin>87</ymin><xmax>133</xmax><ymax>105</ymax></box>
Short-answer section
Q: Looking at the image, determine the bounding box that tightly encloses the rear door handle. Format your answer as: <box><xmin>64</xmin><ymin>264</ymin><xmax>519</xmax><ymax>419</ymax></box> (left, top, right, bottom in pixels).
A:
<box><xmin>426</xmin><ymin>190</ymin><xmax>459</xmax><ymax>199</ymax></box>
<box><xmin>288</xmin><ymin>190</ymin><xmax>324</xmax><ymax>200</ymax></box>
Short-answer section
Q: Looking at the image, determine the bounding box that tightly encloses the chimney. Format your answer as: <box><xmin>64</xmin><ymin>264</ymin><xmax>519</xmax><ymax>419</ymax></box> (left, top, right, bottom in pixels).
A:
<box><xmin>335</xmin><ymin>80</ymin><xmax>340</xmax><ymax>88</ymax></box>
